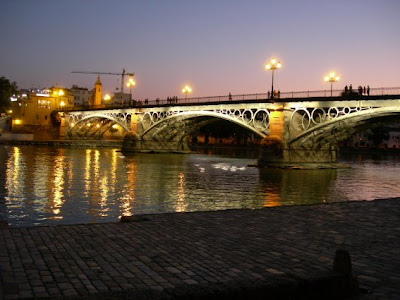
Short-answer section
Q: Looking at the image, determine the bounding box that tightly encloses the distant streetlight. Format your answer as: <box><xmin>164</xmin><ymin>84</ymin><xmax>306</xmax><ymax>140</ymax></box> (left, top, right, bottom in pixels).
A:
<box><xmin>265</xmin><ymin>57</ymin><xmax>282</xmax><ymax>99</ymax></box>
<box><xmin>53</xmin><ymin>88</ymin><xmax>65</xmax><ymax>109</ymax></box>
<box><xmin>104</xmin><ymin>94</ymin><xmax>111</xmax><ymax>101</ymax></box>
<box><xmin>324</xmin><ymin>72</ymin><xmax>340</xmax><ymax>96</ymax></box>
<box><xmin>182</xmin><ymin>85</ymin><xmax>192</xmax><ymax>100</ymax></box>
<box><xmin>127</xmin><ymin>77</ymin><xmax>135</xmax><ymax>101</ymax></box>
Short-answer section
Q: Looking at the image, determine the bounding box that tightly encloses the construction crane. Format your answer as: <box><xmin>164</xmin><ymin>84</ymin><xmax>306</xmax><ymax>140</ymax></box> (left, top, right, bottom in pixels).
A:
<box><xmin>71</xmin><ymin>69</ymin><xmax>134</xmax><ymax>96</ymax></box>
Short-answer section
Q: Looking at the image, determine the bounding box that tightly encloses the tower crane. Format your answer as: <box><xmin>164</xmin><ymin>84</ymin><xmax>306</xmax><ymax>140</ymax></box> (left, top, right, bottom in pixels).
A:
<box><xmin>71</xmin><ymin>69</ymin><xmax>134</xmax><ymax>96</ymax></box>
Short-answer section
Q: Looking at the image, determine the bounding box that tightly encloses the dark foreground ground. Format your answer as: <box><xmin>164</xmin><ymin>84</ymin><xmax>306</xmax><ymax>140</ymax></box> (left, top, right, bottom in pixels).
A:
<box><xmin>1</xmin><ymin>198</ymin><xmax>399</xmax><ymax>299</ymax></box>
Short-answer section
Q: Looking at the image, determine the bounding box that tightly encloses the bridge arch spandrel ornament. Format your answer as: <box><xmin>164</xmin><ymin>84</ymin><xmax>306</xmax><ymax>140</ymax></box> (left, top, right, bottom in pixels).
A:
<box><xmin>289</xmin><ymin>105</ymin><xmax>374</xmax><ymax>132</ymax></box>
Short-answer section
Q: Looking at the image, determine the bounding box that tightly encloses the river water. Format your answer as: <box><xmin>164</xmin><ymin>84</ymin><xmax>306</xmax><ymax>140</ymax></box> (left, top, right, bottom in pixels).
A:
<box><xmin>1</xmin><ymin>145</ymin><xmax>400</xmax><ymax>227</ymax></box>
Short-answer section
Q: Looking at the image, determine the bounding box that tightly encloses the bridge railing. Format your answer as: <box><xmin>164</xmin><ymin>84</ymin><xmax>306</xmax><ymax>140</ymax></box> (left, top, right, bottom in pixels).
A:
<box><xmin>59</xmin><ymin>87</ymin><xmax>400</xmax><ymax>112</ymax></box>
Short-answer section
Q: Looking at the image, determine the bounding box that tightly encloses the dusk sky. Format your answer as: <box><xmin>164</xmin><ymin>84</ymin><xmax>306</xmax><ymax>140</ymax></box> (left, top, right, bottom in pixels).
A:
<box><xmin>1</xmin><ymin>0</ymin><xmax>399</xmax><ymax>100</ymax></box>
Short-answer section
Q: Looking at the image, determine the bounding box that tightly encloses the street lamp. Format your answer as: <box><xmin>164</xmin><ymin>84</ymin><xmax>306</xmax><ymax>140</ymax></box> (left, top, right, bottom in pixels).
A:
<box><xmin>104</xmin><ymin>94</ymin><xmax>111</xmax><ymax>106</ymax></box>
<box><xmin>324</xmin><ymin>72</ymin><xmax>340</xmax><ymax>97</ymax></box>
<box><xmin>182</xmin><ymin>85</ymin><xmax>192</xmax><ymax>100</ymax></box>
<box><xmin>265</xmin><ymin>57</ymin><xmax>282</xmax><ymax>99</ymax></box>
<box><xmin>127</xmin><ymin>78</ymin><xmax>135</xmax><ymax>101</ymax></box>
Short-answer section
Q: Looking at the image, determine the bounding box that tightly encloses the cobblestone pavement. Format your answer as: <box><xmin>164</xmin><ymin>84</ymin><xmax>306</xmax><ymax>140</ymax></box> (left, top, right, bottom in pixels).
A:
<box><xmin>1</xmin><ymin>198</ymin><xmax>399</xmax><ymax>299</ymax></box>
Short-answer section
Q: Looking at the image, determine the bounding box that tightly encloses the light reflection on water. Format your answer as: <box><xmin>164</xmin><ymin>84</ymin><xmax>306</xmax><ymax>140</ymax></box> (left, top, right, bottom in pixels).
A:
<box><xmin>0</xmin><ymin>145</ymin><xmax>400</xmax><ymax>227</ymax></box>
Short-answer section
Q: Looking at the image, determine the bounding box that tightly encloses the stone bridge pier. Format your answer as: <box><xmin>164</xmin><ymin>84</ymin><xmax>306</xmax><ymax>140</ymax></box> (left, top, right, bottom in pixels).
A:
<box><xmin>258</xmin><ymin>108</ymin><xmax>339</xmax><ymax>167</ymax></box>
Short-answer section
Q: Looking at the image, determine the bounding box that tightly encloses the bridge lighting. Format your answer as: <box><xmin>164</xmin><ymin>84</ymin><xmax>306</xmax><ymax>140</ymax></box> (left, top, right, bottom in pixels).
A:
<box><xmin>104</xmin><ymin>94</ymin><xmax>111</xmax><ymax>101</ymax></box>
<box><xmin>127</xmin><ymin>78</ymin><xmax>135</xmax><ymax>100</ymax></box>
<box><xmin>182</xmin><ymin>85</ymin><xmax>192</xmax><ymax>100</ymax></box>
<box><xmin>265</xmin><ymin>57</ymin><xmax>282</xmax><ymax>99</ymax></box>
<box><xmin>112</xmin><ymin>124</ymin><xmax>118</xmax><ymax>129</ymax></box>
<box><xmin>324</xmin><ymin>71</ymin><xmax>340</xmax><ymax>96</ymax></box>
<box><xmin>14</xmin><ymin>119</ymin><xmax>22</xmax><ymax>125</ymax></box>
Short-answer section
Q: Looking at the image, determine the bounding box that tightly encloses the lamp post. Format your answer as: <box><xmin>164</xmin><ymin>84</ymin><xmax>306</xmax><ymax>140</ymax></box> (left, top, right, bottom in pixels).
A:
<box><xmin>104</xmin><ymin>94</ymin><xmax>111</xmax><ymax>106</ymax></box>
<box><xmin>127</xmin><ymin>78</ymin><xmax>135</xmax><ymax>102</ymax></box>
<box><xmin>324</xmin><ymin>72</ymin><xmax>340</xmax><ymax>97</ymax></box>
<box><xmin>265</xmin><ymin>57</ymin><xmax>282</xmax><ymax>99</ymax></box>
<box><xmin>182</xmin><ymin>85</ymin><xmax>192</xmax><ymax>101</ymax></box>
<box><xmin>53</xmin><ymin>89</ymin><xmax>65</xmax><ymax>109</ymax></box>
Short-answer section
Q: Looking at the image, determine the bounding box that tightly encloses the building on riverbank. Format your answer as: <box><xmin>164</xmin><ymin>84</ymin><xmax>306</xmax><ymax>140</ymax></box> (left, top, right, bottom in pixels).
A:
<box><xmin>70</xmin><ymin>85</ymin><xmax>91</xmax><ymax>106</ymax></box>
<box><xmin>9</xmin><ymin>88</ymin><xmax>74</xmax><ymax>139</ymax></box>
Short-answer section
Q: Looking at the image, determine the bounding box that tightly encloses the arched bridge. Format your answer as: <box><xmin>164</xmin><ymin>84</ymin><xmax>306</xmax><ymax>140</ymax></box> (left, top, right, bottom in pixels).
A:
<box><xmin>61</xmin><ymin>87</ymin><xmax>400</xmax><ymax>165</ymax></box>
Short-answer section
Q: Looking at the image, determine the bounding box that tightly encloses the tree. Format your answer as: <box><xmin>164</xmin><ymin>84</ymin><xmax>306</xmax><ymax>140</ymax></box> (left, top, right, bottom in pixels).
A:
<box><xmin>0</xmin><ymin>76</ymin><xmax>18</xmax><ymax>112</ymax></box>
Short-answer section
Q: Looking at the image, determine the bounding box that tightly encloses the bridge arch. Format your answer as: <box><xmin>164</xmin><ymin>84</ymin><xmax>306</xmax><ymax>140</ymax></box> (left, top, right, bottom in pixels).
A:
<box><xmin>139</xmin><ymin>110</ymin><xmax>269</xmax><ymax>140</ymax></box>
<box><xmin>67</xmin><ymin>113</ymin><xmax>131</xmax><ymax>137</ymax></box>
<box><xmin>288</xmin><ymin>106</ymin><xmax>400</xmax><ymax>149</ymax></box>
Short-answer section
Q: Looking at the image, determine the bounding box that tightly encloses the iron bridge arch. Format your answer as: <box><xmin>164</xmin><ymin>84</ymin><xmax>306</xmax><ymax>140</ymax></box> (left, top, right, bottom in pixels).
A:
<box><xmin>66</xmin><ymin>113</ymin><xmax>131</xmax><ymax>137</ymax></box>
<box><xmin>288</xmin><ymin>106</ymin><xmax>400</xmax><ymax>149</ymax></box>
<box><xmin>139</xmin><ymin>110</ymin><xmax>269</xmax><ymax>140</ymax></box>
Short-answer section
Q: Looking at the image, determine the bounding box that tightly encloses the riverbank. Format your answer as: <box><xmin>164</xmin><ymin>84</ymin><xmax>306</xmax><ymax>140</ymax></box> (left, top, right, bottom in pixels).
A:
<box><xmin>0</xmin><ymin>139</ymin><xmax>123</xmax><ymax>148</ymax></box>
<box><xmin>1</xmin><ymin>198</ymin><xmax>399</xmax><ymax>299</ymax></box>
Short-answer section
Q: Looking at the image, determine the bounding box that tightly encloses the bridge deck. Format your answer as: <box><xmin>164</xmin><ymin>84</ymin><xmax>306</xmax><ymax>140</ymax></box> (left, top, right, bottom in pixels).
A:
<box><xmin>1</xmin><ymin>198</ymin><xmax>399</xmax><ymax>299</ymax></box>
<box><xmin>60</xmin><ymin>93</ymin><xmax>400</xmax><ymax>112</ymax></box>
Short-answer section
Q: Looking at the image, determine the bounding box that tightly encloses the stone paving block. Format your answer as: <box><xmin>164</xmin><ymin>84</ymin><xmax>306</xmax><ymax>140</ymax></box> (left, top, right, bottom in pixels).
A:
<box><xmin>1</xmin><ymin>198</ymin><xmax>400</xmax><ymax>299</ymax></box>
<box><xmin>18</xmin><ymin>291</ymin><xmax>33</xmax><ymax>299</ymax></box>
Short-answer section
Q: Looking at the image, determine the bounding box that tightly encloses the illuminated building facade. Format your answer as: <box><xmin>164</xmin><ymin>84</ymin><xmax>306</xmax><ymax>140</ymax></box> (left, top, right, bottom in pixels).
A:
<box><xmin>71</xmin><ymin>85</ymin><xmax>91</xmax><ymax>106</ymax></box>
<box><xmin>10</xmin><ymin>88</ymin><xmax>73</xmax><ymax>137</ymax></box>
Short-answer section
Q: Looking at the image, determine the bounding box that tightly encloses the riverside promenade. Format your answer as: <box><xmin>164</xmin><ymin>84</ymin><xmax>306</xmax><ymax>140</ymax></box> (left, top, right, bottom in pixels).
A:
<box><xmin>1</xmin><ymin>198</ymin><xmax>399</xmax><ymax>299</ymax></box>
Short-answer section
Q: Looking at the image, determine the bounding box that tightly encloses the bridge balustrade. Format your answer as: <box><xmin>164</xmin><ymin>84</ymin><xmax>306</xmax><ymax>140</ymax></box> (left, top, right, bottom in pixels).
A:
<box><xmin>58</xmin><ymin>87</ymin><xmax>400</xmax><ymax>112</ymax></box>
